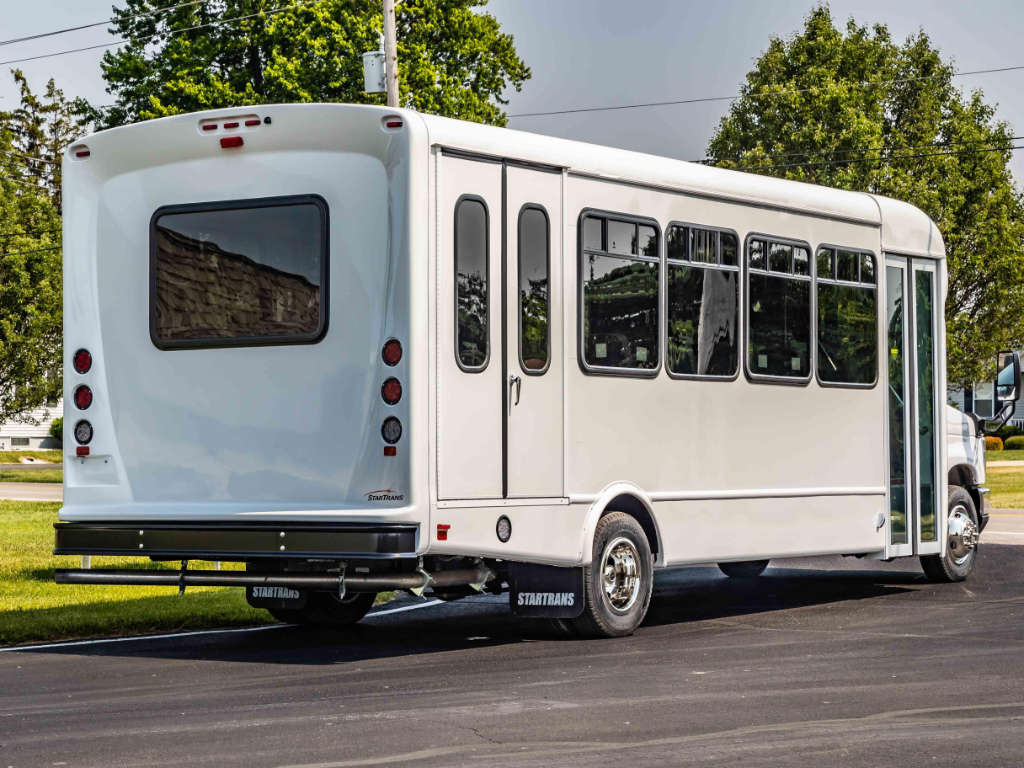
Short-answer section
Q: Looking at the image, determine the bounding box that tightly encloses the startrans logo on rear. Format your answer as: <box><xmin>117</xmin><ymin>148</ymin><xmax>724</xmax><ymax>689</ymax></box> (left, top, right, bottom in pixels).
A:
<box><xmin>365</xmin><ymin>489</ymin><xmax>405</xmax><ymax>502</ymax></box>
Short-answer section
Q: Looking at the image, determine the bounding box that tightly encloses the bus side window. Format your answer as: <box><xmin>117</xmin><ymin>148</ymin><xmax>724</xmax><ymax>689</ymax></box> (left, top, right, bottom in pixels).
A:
<box><xmin>580</xmin><ymin>212</ymin><xmax>660</xmax><ymax>374</ymax></box>
<box><xmin>518</xmin><ymin>205</ymin><xmax>550</xmax><ymax>373</ymax></box>
<box><xmin>454</xmin><ymin>197</ymin><xmax>489</xmax><ymax>371</ymax></box>
<box><xmin>816</xmin><ymin>247</ymin><xmax>878</xmax><ymax>386</ymax></box>
<box><xmin>666</xmin><ymin>225</ymin><xmax>739</xmax><ymax>378</ymax></box>
<box><xmin>746</xmin><ymin>236</ymin><xmax>812</xmax><ymax>381</ymax></box>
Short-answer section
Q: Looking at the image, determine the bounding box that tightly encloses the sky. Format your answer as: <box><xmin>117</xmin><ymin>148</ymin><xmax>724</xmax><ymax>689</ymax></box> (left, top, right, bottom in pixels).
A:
<box><xmin>3</xmin><ymin>0</ymin><xmax>1024</xmax><ymax>179</ymax></box>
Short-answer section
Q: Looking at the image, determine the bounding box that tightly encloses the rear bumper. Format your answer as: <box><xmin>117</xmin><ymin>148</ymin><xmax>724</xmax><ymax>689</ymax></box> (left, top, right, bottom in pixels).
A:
<box><xmin>54</xmin><ymin>521</ymin><xmax>418</xmax><ymax>560</ymax></box>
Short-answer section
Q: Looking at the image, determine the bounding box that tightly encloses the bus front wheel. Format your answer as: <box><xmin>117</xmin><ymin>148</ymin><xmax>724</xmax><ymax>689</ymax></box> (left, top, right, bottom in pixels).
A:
<box><xmin>920</xmin><ymin>486</ymin><xmax>979</xmax><ymax>583</ymax></box>
<box><xmin>571</xmin><ymin>511</ymin><xmax>654</xmax><ymax>638</ymax></box>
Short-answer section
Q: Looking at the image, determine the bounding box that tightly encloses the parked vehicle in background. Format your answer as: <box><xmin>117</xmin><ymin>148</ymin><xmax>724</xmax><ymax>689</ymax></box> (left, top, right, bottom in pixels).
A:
<box><xmin>53</xmin><ymin>105</ymin><xmax>1023</xmax><ymax>637</ymax></box>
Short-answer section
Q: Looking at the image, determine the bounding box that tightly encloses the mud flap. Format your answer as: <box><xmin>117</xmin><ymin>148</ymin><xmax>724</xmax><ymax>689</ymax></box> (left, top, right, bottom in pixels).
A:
<box><xmin>508</xmin><ymin>563</ymin><xmax>584</xmax><ymax>618</ymax></box>
<box><xmin>245</xmin><ymin>585</ymin><xmax>308</xmax><ymax>611</ymax></box>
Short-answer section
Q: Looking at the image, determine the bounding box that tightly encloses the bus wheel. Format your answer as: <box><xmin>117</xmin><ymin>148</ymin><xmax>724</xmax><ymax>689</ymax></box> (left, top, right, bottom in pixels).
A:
<box><xmin>572</xmin><ymin>512</ymin><xmax>653</xmax><ymax>638</ymax></box>
<box><xmin>921</xmin><ymin>486</ymin><xmax>979</xmax><ymax>583</ymax></box>
<box><xmin>718</xmin><ymin>560</ymin><xmax>769</xmax><ymax>578</ymax></box>
<box><xmin>269</xmin><ymin>591</ymin><xmax>377</xmax><ymax>628</ymax></box>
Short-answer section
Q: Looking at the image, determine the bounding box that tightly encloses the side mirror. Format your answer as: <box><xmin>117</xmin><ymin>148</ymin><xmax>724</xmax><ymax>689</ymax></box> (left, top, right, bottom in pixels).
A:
<box><xmin>996</xmin><ymin>350</ymin><xmax>1022</xmax><ymax>405</ymax></box>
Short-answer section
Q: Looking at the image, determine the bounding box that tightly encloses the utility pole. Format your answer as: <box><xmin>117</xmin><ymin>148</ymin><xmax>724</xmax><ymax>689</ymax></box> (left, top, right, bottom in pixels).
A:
<box><xmin>382</xmin><ymin>0</ymin><xmax>399</xmax><ymax>107</ymax></box>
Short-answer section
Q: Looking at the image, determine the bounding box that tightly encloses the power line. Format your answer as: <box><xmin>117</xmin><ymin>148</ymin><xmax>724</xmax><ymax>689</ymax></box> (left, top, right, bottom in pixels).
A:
<box><xmin>0</xmin><ymin>226</ymin><xmax>60</xmax><ymax>240</ymax></box>
<box><xmin>509</xmin><ymin>64</ymin><xmax>1024</xmax><ymax>118</ymax></box>
<box><xmin>730</xmin><ymin>143</ymin><xmax>1024</xmax><ymax>173</ymax></box>
<box><xmin>0</xmin><ymin>0</ymin><xmax>323</xmax><ymax>68</ymax></box>
<box><xmin>696</xmin><ymin>135</ymin><xmax>1024</xmax><ymax>165</ymax></box>
<box><xmin>0</xmin><ymin>245</ymin><xmax>61</xmax><ymax>257</ymax></box>
<box><xmin>0</xmin><ymin>149</ymin><xmax>58</xmax><ymax>166</ymax></box>
<box><xmin>0</xmin><ymin>0</ymin><xmax>208</xmax><ymax>48</ymax></box>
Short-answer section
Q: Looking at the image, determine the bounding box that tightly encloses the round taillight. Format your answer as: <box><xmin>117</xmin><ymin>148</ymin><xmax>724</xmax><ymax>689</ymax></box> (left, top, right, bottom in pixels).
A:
<box><xmin>381</xmin><ymin>416</ymin><xmax>403</xmax><ymax>444</ymax></box>
<box><xmin>381</xmin><ymin>377</ymin><xmax>402</xmax><ymax>405</ymax></box>
<box><xmin>73</xmin><ymin>348</ymin><xmax>92</xmax><ymax>374</ymax></box>
<box><xmin>74</xmin><ymin>420</ymin><xmax>94</xmax><ymax>445</ymax></box>
<box><xmin>73</xmin><ymin>385</ymin><xmax>93</xmax><ymax>410</ymax></box>
<box><xmin>382</xmin><ymin>339</ymin><xmax>402</xmax><ymax>366</ymax></box>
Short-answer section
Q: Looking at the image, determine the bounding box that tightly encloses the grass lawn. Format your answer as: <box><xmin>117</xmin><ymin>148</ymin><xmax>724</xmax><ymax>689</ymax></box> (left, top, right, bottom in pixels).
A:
<box><xmin>986</xmin><ymin>449</ymin><xmax>1024</xmax><ymax>462</ymax></box>
<box><xmin>985</xmin><ymin>466</ymin><xmax>1024</xmax><ymax>509</ymax></box>
<box><xmin>0</xmin><ymin>469</ymin><xmax>62</xmax><ymax>483</ymax></box>
<box><xmin>0</xmin><ymin>450</ymin><xmax>62</xmax><ymax>464</ymax></box>
<box><xmin>0</xmin><ymin>501</ymin><xmax>272</xmax><ymax>646</ymax></box>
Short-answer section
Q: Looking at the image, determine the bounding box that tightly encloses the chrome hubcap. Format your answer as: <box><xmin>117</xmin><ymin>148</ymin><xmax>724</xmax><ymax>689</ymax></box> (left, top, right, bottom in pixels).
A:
<box><xmin>947</xmin><ymin>505</ymin><xmax>979</xmax><ymax>565</ymax></box>
<box><xmin>601</xmin><ymin>537</ymin><xmax>642</xmax><ymax>612</ymax></box>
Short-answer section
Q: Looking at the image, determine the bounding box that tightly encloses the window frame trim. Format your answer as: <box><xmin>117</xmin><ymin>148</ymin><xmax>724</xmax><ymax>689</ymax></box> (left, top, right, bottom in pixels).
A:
<box><xmin>743</xmin><ymin>231</ymin><xmax>814</xmax><ymax>387</ymax></box>
<box><xmin>665</xmin><ymin>220</ymin><xmax>741</xmax><ymax>382</ymax></box>
<box><xmin>814</xmin><ymin>242</ymin><xmax>880</xmax><ymax>390</ymax></box>
<box><xmin>517</xmin><ymin>203</ymin><xmax>552</xmax><ymax>377</ymax></box>
<box><xmin>577</xmin><ymin>207</ymin><xmax>663</xmax><ymax>378</ymax></box>
<box><xmin>149</xmin><ymin>193</ymin><xmax>330</xmax><ymax>351</ymax></box>
<box><xmin>453</xmin><ymin>193</ymin><xmax>492</xmax><ymax>374</ymax></box>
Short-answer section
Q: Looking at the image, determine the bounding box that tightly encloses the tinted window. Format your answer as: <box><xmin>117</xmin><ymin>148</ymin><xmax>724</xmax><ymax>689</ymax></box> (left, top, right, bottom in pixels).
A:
<box><xmin>666</xmin><ymin>224</ymin><xmax>738</xmax><ymax>377</ymax></box>
<box><xmin>581</xmin><ymin>212</ymin><xmax>659</xmax><ymax>372</ymax></box>
<box><xmin>747</xmin><ymin>237</ymin><xmax>811</xmax><ymax>379</ymax></box>
<box><xmin>518</xmin><ymin>206</ymin><xmax>549</xmax><ymax>372</ymax></box>
<box><xmin>817</xmin><ymin>248</ymin><xmax>877</xmax><ymax>385</ymax></box>
<box><xmin>151</xmin><ymin>196</ymin><xmax>327</xmax><ymax>348</ymax></box>
<box><xmin>455</xmin><ymin>197</ymin><xmax>489</xmax><ymax>370</ymax></box>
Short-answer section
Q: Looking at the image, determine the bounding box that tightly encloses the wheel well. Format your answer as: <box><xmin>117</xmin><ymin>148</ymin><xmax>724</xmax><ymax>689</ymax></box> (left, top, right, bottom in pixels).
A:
<box><xmin>604</xmin><ymin>493</ymin><xmax>660</xmax><ymax>556</ymax></box>
<box><xmin>948</xmin><ymin>464</ymin><xmax>982</xmax><ymax>514</ymax></box>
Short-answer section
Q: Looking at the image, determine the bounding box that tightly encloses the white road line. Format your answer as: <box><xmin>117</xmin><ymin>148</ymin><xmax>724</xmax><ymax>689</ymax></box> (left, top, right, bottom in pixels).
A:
<box><xmin>364</xmin><ymin>599</ymin><xmax>444</xmax><ymax>617</ymax></box>
<box><xmin>0</xmin><ymin>598</ymin><xmax>446</xmax><ymax>653</ymax></box>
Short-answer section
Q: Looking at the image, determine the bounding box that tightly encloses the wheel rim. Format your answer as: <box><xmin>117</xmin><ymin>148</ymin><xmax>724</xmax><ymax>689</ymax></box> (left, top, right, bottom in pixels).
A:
<box><xmin>601</xmin><ymin>536</ymin><xmax>642</xmax><ymax>613</ymax></box>
<box><xmin>947</xmin><ymin>504</ymin><xmax>979</xmax><ymax>566</ymax></box>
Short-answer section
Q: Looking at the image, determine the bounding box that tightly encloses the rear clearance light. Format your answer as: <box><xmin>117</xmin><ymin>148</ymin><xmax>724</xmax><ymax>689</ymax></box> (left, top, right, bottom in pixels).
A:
<box><xmin>220</xmin><ymin>136</ymin><xmax>244</xmax><ymax>149</ymax></box>
<box><xmin>74</xmin><ymin>420</ymin><xmax>93</xmax><ymax>445</ymax></box>
<box><xmin>383</xmin><ymin>446</ymin><xmax>397</xmax><ymax>457</ymax></box>
<box><xmin>382</xmin><ymin>339</ymin><xmax>402</xmax><ymax>366</ymax></box>
<box><xmin>244</xmin><ymin>118</ymin><xmax>260</xmax><ymax>127</ymax></box>
<box><xmin>381</xmin><ymin>416</ymin><xmax>402</xmax><ymax>444</ymax></box>
<box><xmin>73</xmin><ymin>348</ymin><xmax>92</xmax><ymax>374</ymax></box>
<box><xmin>223</xmin><ymin>121</ymin><xmax>239</xmax><ymax>129</ymax></box>
<box><xmin>75</xmin><ymin>149</ymin><xmax>91</xmax><ymax>158</ymax></box>
<box><xmin>381</xmin><ymin>377</ymin><xmax>402</xmax><ymax>405</ymax></box>
<box><xmin>386</xmin><ymin>119</ymin><xmax>403</xmax><ymax>128</ymax></box>
<box><xmin>201</xmin><ymin>124</ymin><xmax>217</xmax><ymax>132</ymax></box>
<box><xmin>76</xmin><ymin>446</ymin><xmax>90</xmax><ymax>457</ymax></box>
<box><xmin>73</xmin><ymin>385</ymin><xmax>93</xmax><ymax>410</ymax></box>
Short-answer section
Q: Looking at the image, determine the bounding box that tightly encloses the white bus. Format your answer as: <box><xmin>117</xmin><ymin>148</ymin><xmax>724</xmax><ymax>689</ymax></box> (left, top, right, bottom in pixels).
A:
<box><xmin>55</xmin><ymin>104</ymin><xmax>1017</xmax><ymax>637</ymax></box>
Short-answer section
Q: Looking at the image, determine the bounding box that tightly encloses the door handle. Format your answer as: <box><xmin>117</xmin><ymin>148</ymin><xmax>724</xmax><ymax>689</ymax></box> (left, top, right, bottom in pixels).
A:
<box><xmin>509</xmin><ymin>375</ymin><xmax>521</xmax><ymax>407</ymax></box>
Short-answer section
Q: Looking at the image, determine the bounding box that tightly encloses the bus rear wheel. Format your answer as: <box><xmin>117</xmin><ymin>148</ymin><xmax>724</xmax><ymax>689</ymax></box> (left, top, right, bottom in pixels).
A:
<box><xmin>571</xmin><ymin>512</ymin><xmax>653</xmax><ymax>638</ymax></box>
<box><xmin>268</xmin><ymin>591</ymin><xmax>377</xmax><ymax>628</ymax></box>
<box><xmin>920</xmin><ymin>486</ymin><xmax>979</xmax><ymax>583</ymax></box>
<box><xmin>718</xmin><ymin>560</ymin><xmax>769</xmax><ymax>578</ymax></box>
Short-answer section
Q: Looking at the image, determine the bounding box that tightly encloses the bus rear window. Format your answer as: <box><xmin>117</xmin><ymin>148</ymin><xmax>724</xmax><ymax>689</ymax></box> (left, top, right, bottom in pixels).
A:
<box><xmin>150</xmin><ymin>195</ymin><xmax>328</xmax><ymax>349</ymax></box>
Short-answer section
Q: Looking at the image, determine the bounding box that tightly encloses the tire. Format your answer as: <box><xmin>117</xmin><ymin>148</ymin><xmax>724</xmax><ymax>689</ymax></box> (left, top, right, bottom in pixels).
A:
<box><xmin>570</xmin><ymin>512</ymin><xmax>653</xmax><ymax>638</ymax></box>
<box><xmin>718</xmin><ymin>560</ymin><xmax>769</xmax><ymax>579</ymax></box>
<box><xmin>921</xmin><ymin>486</ymin><xmax>979</xmax><ymax>583</ymax></box>
<box><xmin>268</xmin><ymin>590</ymin><xmax>377</xmax><ymax>628</ymax></box>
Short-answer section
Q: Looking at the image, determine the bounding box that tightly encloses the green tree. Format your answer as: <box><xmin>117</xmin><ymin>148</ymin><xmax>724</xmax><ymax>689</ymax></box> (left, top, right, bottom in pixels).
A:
<box><xmin>0</xmin><ymin>71</ymin><xmax>74</xmax><ymax>423</ymax></box>
<box><xmin>706</xmin><ymin>6</ymin><xmax>1024</xmax><ymax>386</ymax></box>
<box><xmin>93</xmin><ymin>0</ymin><xmax>530</xmax><ymax>129</ymax></box>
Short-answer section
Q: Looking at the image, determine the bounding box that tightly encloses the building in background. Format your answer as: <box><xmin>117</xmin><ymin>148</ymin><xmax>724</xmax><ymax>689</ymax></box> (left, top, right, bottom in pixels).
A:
<box><xmin>0</xmin><ymin>398</ymin><xmax>62</xmax><ymax>450</ymax></box>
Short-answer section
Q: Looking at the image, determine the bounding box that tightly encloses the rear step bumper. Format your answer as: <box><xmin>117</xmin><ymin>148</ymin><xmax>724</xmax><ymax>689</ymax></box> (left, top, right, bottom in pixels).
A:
<box><xmin>54</xmin><ymin>521</ymin><xmax>418</xmax><ymax>560</ymax></box>
<box><xmin>55</xmin><ymin>564</ymin><xmax>495</xmax><ymax>592</ymax></box>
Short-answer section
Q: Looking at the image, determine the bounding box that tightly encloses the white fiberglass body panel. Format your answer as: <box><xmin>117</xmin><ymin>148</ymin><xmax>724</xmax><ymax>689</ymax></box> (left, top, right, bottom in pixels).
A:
<box><xmin>62</xmin><ymin>105</ymin><xmax>429</xmax><ymax>526</ymax></box>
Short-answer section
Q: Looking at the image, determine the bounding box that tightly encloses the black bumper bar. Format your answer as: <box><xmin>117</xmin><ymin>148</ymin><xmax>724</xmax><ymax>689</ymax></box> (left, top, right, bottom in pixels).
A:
<box><xmin>54</xmin><ymin>521</ymin><xmax>418</xmax><ymax>560</ymax></box>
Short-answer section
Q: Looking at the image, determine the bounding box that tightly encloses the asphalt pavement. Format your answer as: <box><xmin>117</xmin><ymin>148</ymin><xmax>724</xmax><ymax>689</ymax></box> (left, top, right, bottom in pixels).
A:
<box><xmin>2</xmin><ymin>546</ymin><xmax>1023</xmax><ymax>767</ymax></box>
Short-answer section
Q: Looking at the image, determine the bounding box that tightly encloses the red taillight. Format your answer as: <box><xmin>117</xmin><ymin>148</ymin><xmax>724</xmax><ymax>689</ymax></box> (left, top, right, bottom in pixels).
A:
<box><xmin>383</xmin><ymin>446</ymin><xmax>396</xmax><ymax>457</ymax></box>
<box><xmin>75</xmin><ymin>149</ymin><xmax>91</xmax><ymax>158</ymax></box>
<box><xmin>220</xmin><ymin>136</ymin><xmax>244</xmax><ymax>149</ymax></box>
<box><xmin>223</xmin><ymin>121</ymin><xmax>239</xmax><ymax>129</ymax></box>
<box><xmin>201</xmin><ymin>124</ymin><xmax>217</xmax><ymax>132</ymax></box>
<box><xmin>382</xmin><ymin>339</ymin><xmax>402</xmax><ymax>366</ymax></box>
<box><xmin>381</xmin><ymin>377</ymin><xmax>402</xmax><ymax>405</ymax></box>
<box><xmin>73</xmin><ymin>385</ymin><xmax>93</xmax><ymax>410</ymax></box>
<box><xmin>76</xmin><ymin>446</ymin><xmax>90</xmax><ymax>457</ymax></box>
<box><xmin>386</xmin><ymin>119</ymin><xmax>403</xmax><ymax>129</ymax></box>
<box><xmin>244</xmin><ymin>118</ymin><xmax>260</xmax><ymax>126</ymax></box>
<box><xmin>437</xmin><ymin>524</ymin><xmax>450</xmax><ymax>541</ymax></box>
<box><xmin>73</xmin><ymin>349</ymin><xmax>92</xmax><ymax>374</ymax></box>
